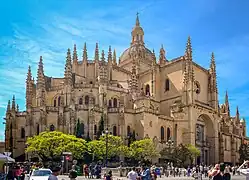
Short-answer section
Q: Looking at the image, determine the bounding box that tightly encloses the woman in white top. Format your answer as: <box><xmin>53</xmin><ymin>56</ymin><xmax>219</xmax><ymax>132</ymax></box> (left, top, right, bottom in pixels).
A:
<box><xmin>237</xmin><ymin>160</ymin><xmax>249</xmax><ymax>180</ymax></box>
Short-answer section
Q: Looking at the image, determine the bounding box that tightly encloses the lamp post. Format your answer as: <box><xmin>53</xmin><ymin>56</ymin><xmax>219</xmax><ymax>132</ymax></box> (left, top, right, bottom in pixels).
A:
<box><xmin>102</xmin><ymin>129</ymin><xmax>109</xmax><ymax>167</ymax></box>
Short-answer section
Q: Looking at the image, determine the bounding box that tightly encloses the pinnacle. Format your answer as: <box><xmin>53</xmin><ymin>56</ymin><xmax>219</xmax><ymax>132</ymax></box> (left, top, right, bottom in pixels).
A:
<box><xmin>136</xmin><ymin>12</ymin><xmax>140</xmax><ymax>26</ymax></box>
<box><xmin>101</xmin><ymin>50</ymin><xmax>105</xmax><ymax>62</ymax></box>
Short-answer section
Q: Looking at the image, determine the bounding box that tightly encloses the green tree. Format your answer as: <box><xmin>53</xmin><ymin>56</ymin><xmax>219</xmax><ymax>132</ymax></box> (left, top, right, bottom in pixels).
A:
<box><xmin>26</xmin><ymin>131</ymin><xmax>87</xmax><ymax>161</ymax></box>
<box><xmin>87</xmin><ymin>135</ymin><xmax>130</xmax><ymax>159</ymax></box>
<box><xmin>171</xmin><ymin>144</ymin><xmax>190</xmax><ymax>165</ymax></box>
<box><xmin>130</xmin><ymin>138</ymin><xmax>160</xmax><ymax>161</ymax></box>
<box><xmin>239</xmin><ymin>143</ymin><xmax>249</xmax><ymax>163</ymax></box>
<box><xmin>186</xmin><ymin>144</ymin><xmax>201</xmax><ymax>163</ymax></box>
<box><xmin>96</xmin><ymin>115</ymin><xmax>104</xmax><ymax>139</ymax></box>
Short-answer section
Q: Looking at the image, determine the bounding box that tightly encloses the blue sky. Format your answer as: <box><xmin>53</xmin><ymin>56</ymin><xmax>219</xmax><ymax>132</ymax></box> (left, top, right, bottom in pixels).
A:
<box><xmin>0</xmin><ymin>0</ymin><xmax>249</xmax><ymax>141</ymax></box>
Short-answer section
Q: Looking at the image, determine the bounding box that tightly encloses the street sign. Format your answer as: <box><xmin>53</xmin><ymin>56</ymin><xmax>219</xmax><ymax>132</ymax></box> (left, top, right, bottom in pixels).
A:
<box><xmin>65</xmin><ymin>156</ymin><xmax>70</xmax><ymax>160</ymax></box>
<box><xmin>4</xmin><ymin>152</ymin><xmax>11</xmax><ymax>157</ymax></box>
<box><xmin>62</xmin><ymin>152</ymin><xmax>72</xmax><ymax>155</ymax></box>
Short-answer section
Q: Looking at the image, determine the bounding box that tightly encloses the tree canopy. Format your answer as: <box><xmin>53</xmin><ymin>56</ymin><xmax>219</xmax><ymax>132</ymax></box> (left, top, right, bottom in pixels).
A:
<box><xmin>130</xmin><ymin>138</ymin><xmax>160</xmax><ymax>161</ymax></box>
<box><xmin>26</xmin><ymin>131</ymin><xmax>87</xmax><ymax>161</ymax></box>
<box><xmin>87</xmin><ymin>134</ymin><xmax>130</xmax><ymax>159</ymax></box>
<box><xmin>239</xmin><ymin>143</ymin><xmax>249</xmax><ymax>163</ymax></box>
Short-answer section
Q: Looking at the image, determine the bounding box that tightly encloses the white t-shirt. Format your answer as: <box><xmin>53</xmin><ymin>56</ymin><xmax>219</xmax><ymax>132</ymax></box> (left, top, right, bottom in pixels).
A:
<box><xmin>48</xmin><ymin>174</ymin><xmax>58</xmax><ymax>180</ymax></box>
<box><xmin>127</xmin><ymin>170</ymin><xmax>138</xmax><ymax>180</ymax></box>
<box><xmin>239</xmin><ymin>169</ymin><xmax>249</xmax><ymax>180</ymax></box>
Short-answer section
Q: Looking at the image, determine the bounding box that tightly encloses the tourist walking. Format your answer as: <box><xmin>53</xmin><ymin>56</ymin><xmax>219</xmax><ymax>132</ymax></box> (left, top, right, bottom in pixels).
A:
<box><xmin>127</xmin><ymin>167</ymin><xmax>138</xmax><ymax>180</ymax></box>
<box><xmin>208</xmin><ymin>164</ymin><xmax>223</xmax><ymax>180</ymax></box>
<box><xmin>237</xmin><ymin>160</ymin><xmax>249</xmax><ymax>180</ymax></box>
<box><xmin>223</xmin><ymin>165</ymin><xmax>231</xmax><ymax>180</ymax></box>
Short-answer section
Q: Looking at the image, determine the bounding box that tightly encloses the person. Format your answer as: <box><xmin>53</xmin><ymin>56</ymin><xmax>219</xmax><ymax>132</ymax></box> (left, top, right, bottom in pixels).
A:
<box><xmin>208</xmin><ymin>164</ymin><xmax>223</xmax><ymax>180</ymax></box>
<box><xmin>237</xmin><ymin>160</ymin><xmax>249</xmax><ymax>180</ymax></box>
<box><xmin>48</xmin><ymin>166</ymin><xmax>61</xmax><ymax>180</ymax></box>
<box><xmin>141</xmin><ymin>166</ymin><xmax>151</xmax><ymax>180</ymax></box>
<box><xmin>105</xmin><ymin>170</ymin><xmax>112</xmax><ymax>180</ymax></box>
<box><xmin>223</xmin><ymin>165</ymin><xmax>231</xmax><ymax>180</ymax></box>
<box><xmin>127</xmin><ymin>167</ymin><xmax>138</xmax><ymax>180</ymax></box>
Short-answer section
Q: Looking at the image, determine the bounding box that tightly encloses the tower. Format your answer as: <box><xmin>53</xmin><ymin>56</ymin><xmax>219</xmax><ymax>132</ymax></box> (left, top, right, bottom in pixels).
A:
<box><xmin>159</xmin><ymin>45</ymin><xmax>167</xmax><ymax>65</ymax></box>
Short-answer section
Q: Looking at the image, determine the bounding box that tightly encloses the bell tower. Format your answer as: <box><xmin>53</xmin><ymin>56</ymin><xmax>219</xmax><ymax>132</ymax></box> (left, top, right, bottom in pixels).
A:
<box><xmin>131</xmin><ymin>13</ymin><xmax>144</xmax><ymax>46</ymax></box>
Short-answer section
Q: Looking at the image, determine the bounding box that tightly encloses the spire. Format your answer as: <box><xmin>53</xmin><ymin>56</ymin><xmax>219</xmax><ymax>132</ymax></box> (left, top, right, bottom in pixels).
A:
<box><xmin>131</xmin><ymin>13</ymin><xmax>144</xmax><ymax>45</ymax></box>
<box><xmin>73</xmin><ymin>44</ymin><xmax>78</xmax><ymax>63</ymax></box>
<box><xmin>12</xmin><ymin>95</ymin><xmax>15</xmax><ymax>110</ymax></box>
<box><xmin>94</xmin><ymin>43</ymin><xmax>99</xmax><ymax>62</ymax></box>
<box><xmin>37</xmin><ymin>56</ymin><xmax>45</xmax><ymax>89</ymax></box>
<box><xmin>210</xmin><ymin>52</ymin><xmax>217</xmax><ymax>92</ymax></box>
<box><xmin>101</xmin><ymin>50</ymin><xmax>105</xmax><ymax>63</ymax></box>
<box><xmin>26</xmin><ymin>65</ymin><xmax>32</xmax><ymax>82</ymax></box>
<box><xmin>185</xmin><ymin>36</ymin><xmax>192</xmax><ymax>61</ymax></box>
<box><xmin>152</xmin><ymin>49</ymin><xmax>156</xmax><ymax>65</ymax></box>
<box><xmin>112</xmin><ymin>49</ymin><xmax>117</xmax><ymax>65</ymax></box>
<box><xmin>225</xmin><ymin>91</ymin><xmax>230</xmax><ymax>116</ymax></box>
<box><xmin>64</xmin><ymin>48</ymin><xmax>72</xmax><ymax>85</ymax></box>
<box><xmin>159</xmin><ymin>45</ymin><xmax>167</xmax><ymax>64</ymax></box>
<box><xmin>136</xmin><ymin>12</ymin><xmax>140</xmax><ymax>26</ymax></box>
<box><xmin>26</xmin><ymin>66</ymin><xmax>33</xmax><ymax>109</ymax></box>
<box><xmin>16</xmin><ymin>104</ymin><xmax>19</xmax><ymax>112</ymax></box>
<box><xmin>82</xmin><ymin>42</ymin><xmax>88</xmax><ymax>62</ymax></box>
<box><xmin>7</xmin><ymin>100</ymin><xmax>10</xmax><ymax>112</ymax></box>
<box><xmin>108</xmin><ymin>46</ymin><xmax>112</xmax><ymax>63</ymax></box>
<box><xmin>183</xmin><ymin>37</ymin><xmax>194</xmax><ymax>83</ymax></box>
<box><xmin>235</xmin><ymin>106</ymin><xmax>240</xmax><ymax>125</ymax></box>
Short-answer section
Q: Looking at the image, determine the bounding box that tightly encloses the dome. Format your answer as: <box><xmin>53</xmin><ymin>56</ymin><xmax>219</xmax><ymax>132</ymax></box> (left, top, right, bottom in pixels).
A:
<box><xmin>119</xmin><ymin>45</ymin><xmax>154</xmax><ymax>63</ymax></box>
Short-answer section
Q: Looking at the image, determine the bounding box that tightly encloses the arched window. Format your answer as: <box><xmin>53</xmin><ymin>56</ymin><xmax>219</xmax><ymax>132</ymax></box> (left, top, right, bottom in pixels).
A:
<box><xmin>167</xmin><ymin>128</ymin><xmax>171</xmax><ymax>141</ymax></box>
<box><xmin>85</xmin><ymin>95</ymin><xmax>89</xmax><ymax>105</ymax></box>
<box><xmin>50</xmin><ymin>124</ymin><xmax>55</xmax><ymax>131</ymax></box>
<box><xmin>36</xmin><ymin>124</ymin><xmax>40</xmax><ymax>135</ymax></box>
<box><xmin>127</xmin><ymin>126</ymin><xmax>131</xmax><ymax>136</ymax></box>
<box><xmin>113</xmin><ymin>126</ymin><xmax>117</xmax><ymax>136</ymax></box>
<box><xmin>58</xmin><ymin>96</ymin><xmax>61</xmax><ymax>106</ymax></box>
<box><xmin>160</xmin><ymin>126</ymin><xmax>165</xmax><ymax>141</ymax></box>
<box><xmin>80</xmin><ymin>123</ymin><xmax>84</xmax><ymax>135</ymax></box>
<box><xmin>53</xmin><ymin>99</ymin><xmax>56</xmax><ymax>107</ymax></box>
<box><xmin>21</xmin><ymin>128</ymin><xmax>25</xmax><ymax>139</ymax></box>
<box><xmin>113</xmin><ymin>98</ymin><xmax>118</xmax><ymax>108</ymax></box>
<box><xmin>165</xmin><ymin>79</ymin><xmax>170</xmax><ymax>91</ymax></box>
<box><xmin>79</xmin><ymin>98</ymin><xmax>83</xmax><ymax>105</ymax></box>
<box><xmin>108</xmin><ymin>100</ymin><xmax>112</xmax><ymax>107</ymax></box>
<box><xmin>94</xmin><ymin>125</ymin><xmax>97</xmax><ymax>135</ymax></box>
<box><xmin>145</xmin><ymin>84</ymin><xmax>150</xmax><ymax>96</ymax></box>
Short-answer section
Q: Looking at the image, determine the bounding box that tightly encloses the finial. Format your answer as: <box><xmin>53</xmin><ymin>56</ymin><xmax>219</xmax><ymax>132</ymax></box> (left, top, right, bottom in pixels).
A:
<box><xmin>108</xmin><ymin>46</ymin><xmax>112</xmax><ymax>63</ymax></box>
<box><xmin>159</xmin><ymin>45</ymin><xmax>166</xmax><ymax>64</ymax></box>
<box><xmin>185</xmin><ymin>36</ymin><xmax>192</xmax><ymax>60</ymax></box>
<box><xmin>136</xmin><ymin>12</ymin><xmax>140</xmax><ymax>26</ymax></box>
<box><xmin>7</xmin><ymin>100</ymin><xmax>10</xmax><ymax>112</ymax></box>
<box><xmin>236</xmin><ymin>106</ymin><xmax>239</xmax><ymax>115</ymax></box>
<box><xmin>101</xmin><ymin>50</ymin><xmax>105</xmax><ymax>62</ymax></box>
<box><xmin>16</xmin><ymin>104</ymin><xmax>19</xmax><ymax>112</ymax></box>
<box><xmin>83</xmin><ymin>42</ymin><xmax>88</xmax><ymax>61</ymax></box>
<box><xmin>113</xmin><ymin>49</ymin><xmax>117</xmax><ymax>65</ymax></box>
<box><xmin>73</xmin><ymin>44</ymin><xmax>78</xmax><ymax>62</ymax></box>
<box><xmin>94</xmin><ymin>43</ymin><xmax>99</xmax><ymax>62</ymax></box>
<box><xmin>26</xmin><ymin>65</ymin><xmax>32</xmax><ymax>81</ymax></box>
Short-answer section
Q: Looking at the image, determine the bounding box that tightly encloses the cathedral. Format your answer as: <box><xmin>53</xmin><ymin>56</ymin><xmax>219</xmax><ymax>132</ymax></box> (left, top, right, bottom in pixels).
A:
<box><xmin>4</xmin><ymin>15</ymin><xmax>247</xmax><ymax>165</ymax></box>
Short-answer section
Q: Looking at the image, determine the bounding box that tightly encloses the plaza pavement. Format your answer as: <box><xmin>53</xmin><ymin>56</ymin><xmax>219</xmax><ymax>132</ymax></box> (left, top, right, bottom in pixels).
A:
<box><xmin>55</xmin><ymin>175</ymin><xmax>246</xmax><ymax>180</ymax></box>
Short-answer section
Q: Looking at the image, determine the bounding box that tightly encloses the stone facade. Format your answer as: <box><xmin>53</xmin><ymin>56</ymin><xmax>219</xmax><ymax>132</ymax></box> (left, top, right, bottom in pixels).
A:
<box><xmin>4</xmin><ymin>15</ymin><xmax>247</xmax><ymax>165</ymax></box>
